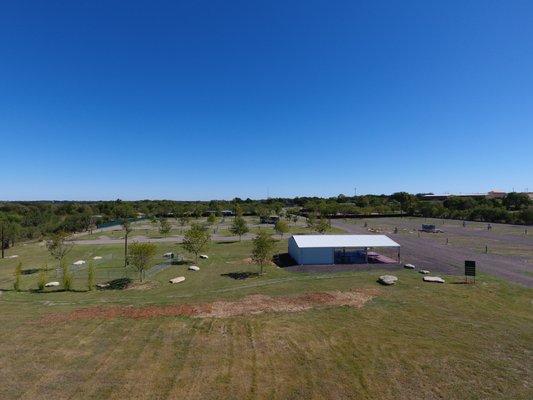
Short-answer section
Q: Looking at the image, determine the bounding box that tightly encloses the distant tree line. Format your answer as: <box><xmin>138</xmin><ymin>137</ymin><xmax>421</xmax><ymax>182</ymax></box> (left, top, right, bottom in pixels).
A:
<box><xmin>0</xmin><ymin>192</ymin><xmax>530</xmax><ymax>248</ymax></box>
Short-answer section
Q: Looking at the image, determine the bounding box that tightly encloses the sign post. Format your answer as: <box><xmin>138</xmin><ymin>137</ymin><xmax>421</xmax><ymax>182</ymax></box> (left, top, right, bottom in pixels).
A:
<box><xmin>465</xmin><ymin>260</ymin><xmax>476</xmax><ymax>283</ymax></box>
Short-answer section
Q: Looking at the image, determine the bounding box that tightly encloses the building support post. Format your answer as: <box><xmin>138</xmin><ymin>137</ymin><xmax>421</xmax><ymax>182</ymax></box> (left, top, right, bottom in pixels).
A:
<box><xmin>397</xmin><ymin>247</ymin><xmax>401</xmax><ymax>263</ymax></box>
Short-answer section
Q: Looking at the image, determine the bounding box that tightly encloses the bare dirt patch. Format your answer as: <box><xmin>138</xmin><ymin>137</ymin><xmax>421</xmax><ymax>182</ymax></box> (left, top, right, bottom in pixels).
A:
<box><xmin>40</xmin><ymin>289</ymin><xmax>379</xmax><ymax>323</ymax></box>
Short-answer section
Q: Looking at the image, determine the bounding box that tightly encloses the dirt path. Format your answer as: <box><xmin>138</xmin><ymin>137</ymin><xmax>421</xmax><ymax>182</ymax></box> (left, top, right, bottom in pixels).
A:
<box><xmin>70</xmin><ymin>233</ymin><xmax>258</xmax><ymax>245</ymax></box>
<box><xmin>332</xmin><ymin>220</ymin><xmax>533</xmax><ymax>287</ymax></box>
<box><xmin>40</xmin><ymin>289</ymin><xmax>379</xmax><ymax>321</ymax></box>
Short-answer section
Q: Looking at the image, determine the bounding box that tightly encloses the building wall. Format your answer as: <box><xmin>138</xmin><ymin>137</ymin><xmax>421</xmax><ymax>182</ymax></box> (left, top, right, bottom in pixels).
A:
<box><xmin>288</xmin><ymin>237</ymin><xmax>300</xmax><ymax>264</ymax></box>
<box><xmin>300</xmin><ymin>247</ymin><xmax>334</xmax><ymax>265</ymax></box>
<box><xmin>289</xmin><ymin>238</ymin><xmax>335</xmax><ymax>265</ymax></box>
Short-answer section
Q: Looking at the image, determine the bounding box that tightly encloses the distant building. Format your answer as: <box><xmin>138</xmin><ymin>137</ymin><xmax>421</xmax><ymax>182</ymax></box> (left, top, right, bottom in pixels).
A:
<box><xmin>260</xmin><ymin>216</ymin><xmax>279</xmax><ymax>224</ymax></box>
<box><xmin>421</xmin><ymin>190</ymin><xmax>508</xmax><ymax>201</ymax></box>
<box><xmin>487</xmin><ymin>190</ymin><xmax>506</xmax><ymax>199</ymax></box>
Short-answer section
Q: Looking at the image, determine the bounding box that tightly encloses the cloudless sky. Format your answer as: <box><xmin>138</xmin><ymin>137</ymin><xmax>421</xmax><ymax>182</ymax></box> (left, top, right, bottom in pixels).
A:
<box><xmin>1</xmin><ymin>0</ymin><xmax>532</xmax><ymax>200</ymax></box>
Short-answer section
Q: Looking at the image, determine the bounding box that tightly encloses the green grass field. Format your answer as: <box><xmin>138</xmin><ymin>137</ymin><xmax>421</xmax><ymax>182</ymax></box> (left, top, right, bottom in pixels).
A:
<box><xmin>0</xmin><ymin>229</ymin><xmax>532</xmax><ymax>399</ymax></box>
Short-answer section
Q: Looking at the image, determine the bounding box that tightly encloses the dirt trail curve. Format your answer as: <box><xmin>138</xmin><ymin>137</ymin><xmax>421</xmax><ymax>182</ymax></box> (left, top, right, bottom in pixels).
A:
<box><xmin>331</xmin><ymin>220</ymin><xmax>533</xmax><ymax>288</ymax></box>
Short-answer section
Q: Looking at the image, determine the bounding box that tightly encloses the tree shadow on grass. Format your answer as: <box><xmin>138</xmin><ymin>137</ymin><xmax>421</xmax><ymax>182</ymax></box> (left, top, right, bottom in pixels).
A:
<box><xmin>21</xmin><ymin>268</ymin><xmax>40</xmax><ymax>275</ymax></box>
<box><xmin>97</xmin><ymin>277</ymin><xmax>133</xmax><ymax>290</ymax></box>
<box><xmin>221</xmin><ymin>271</ymin><xmax>260</xmax><ymax>280</ymax></box>
<box><xmin>170</xmin><ymin>259</ymin><xmax>189</xmax><ymax>265</ymax></box>
<box><xmin>29</xmin><ymin>288</ymin><xmax>89</xmax><ymax>294</ymax></box>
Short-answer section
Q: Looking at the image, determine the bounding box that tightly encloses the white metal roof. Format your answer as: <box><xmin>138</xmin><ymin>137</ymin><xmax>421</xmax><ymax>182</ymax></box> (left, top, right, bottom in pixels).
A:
<box><xmin>291</xmin><ymin>234</ymin><xmax>400</xmax><ymax>248</ymax></box>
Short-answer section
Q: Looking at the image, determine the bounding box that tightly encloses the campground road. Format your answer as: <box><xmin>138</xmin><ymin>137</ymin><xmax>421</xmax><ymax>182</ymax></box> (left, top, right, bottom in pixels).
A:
<box><xmin>69</xmin><ymin>233</ymin><xmax>259</xmax><ymax>245</ymax></box>
<box><xmin>331</xmin><ymin>220</ymin><xmax>533</xmax><ymax>288</ymax></box>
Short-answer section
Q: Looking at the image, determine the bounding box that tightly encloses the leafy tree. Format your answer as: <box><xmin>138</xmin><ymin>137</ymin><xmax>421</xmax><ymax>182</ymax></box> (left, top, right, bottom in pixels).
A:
<box><xmin>46</xmin><ymin>232</ymin><xmax>74</xmax><ymax>268</ymax></box>
<box><xmin>182</xmin><ymin>223</ymin><xmax>211</xmax><ymax>264</ymax></box>
<box><xmin>230</xmin><ymin>217</ymin><xmax>249</xmax><ymax>241</ymax></box>
<box><xmin>207</xmin><ymin>213</ymin><xmax>218</xmax><ymax>226</ymax></box>
<box><xmin>314</xmin><ymin>218</ymin><xmax>331</xmax><ymax>234</ymax></box>
<box><xmin>159</xmin><ymin>218</ymin><xmax>172</xmax><ymax>236</ymax></box>
<box><xmin>519</xmin><ymin>207</ymin><xmax>533</xmax><ymax>225</ymax></box>
<box><xmin>503</xmin><ymin>192</ymin><xmax>530</xmax><ymax>210</ymax></box>
<box><xmin>256</xmin><ymin>206</ymin><xmax>270</xmax><ymax>221</ymax></box>
<box><xmin>390</xmin><ymin>192</ymin><xmax>417</xmax><ymax>213</ymax></box>
<box><xmin>251</xmin><ymin>231</ymin><xmax>275</xmax><ymax>275</ymax></box>
<box><xmin>179</xmin><ymin>215</ymin><xmax>190</xmax><ymax>227</ymax></box>
<box><xmin>88</xmin><ymin>261</ymin><xmax>95</xmax><ymax>291</ymax></box>
<box><xmin>129</xmin><ymin>242</ymin><xmax>157</xmax><ymax>282</ymax></box>
<box><xmin>306</xmin><ymin>214</ymin><xmax>316</xmax><ymax>228</ymax></box>
<box><xmin>234</xmin><ymin>203</ymin><xmax>243</xmax><ymax>218</ymax></box>
<box><xmin>14</xmin><ymin>262</ymin><xmax>22</xmax><ymax>292</ymax></box>
<box><xmin>274</xmin><ymin>219</ymin><xmax>289</xmax><ymax>238</ymax></box>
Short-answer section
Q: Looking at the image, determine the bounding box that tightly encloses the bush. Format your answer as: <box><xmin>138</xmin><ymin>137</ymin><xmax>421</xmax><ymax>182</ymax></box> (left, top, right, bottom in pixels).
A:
<box><xmin>37</xmin><ymin>265</ymin><xmax>47</xmax><ymax>291</ymax></box>
<box><xmin>14</xmin><ymin>262</ymin><xmax>22</xmax><ymax>292</ymax></box>
<box><xmin>88</xmin><ymin>262</ymin><xmax>95</xmax><ymax>291</ymax></box>
<box><xmin>61</xmin><ymin>261</ymin><xmax>72</xmax><ymax>291</ymax></box>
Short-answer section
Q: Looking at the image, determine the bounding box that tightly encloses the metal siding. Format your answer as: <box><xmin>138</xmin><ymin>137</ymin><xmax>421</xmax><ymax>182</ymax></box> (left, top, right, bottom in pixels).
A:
<box><xmin>300</xmin><ymin>247</ymin><xmax>334</xmax><ymax>265</ymax></box>
<box><xmin>288</xmin><ymin>237</ymin><xmax>300</xmax><ymax>264</ymax></box>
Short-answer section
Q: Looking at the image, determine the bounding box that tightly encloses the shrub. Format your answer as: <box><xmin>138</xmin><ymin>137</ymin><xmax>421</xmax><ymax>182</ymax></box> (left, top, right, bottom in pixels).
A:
<box><xmin>14</xmin><ymin>262</ymin><xmax>22</xmax><ymax>292</ymax></box>
<box><xmin>61</xmin><ymin>261</ymin><xmax>72</xmax><ymax>291</ymax></box>
<box><xmin>88</xmin><ymin>262</ymin><xmax>95</xmax><ymax>291</ymax></box>
<box><xmin>37</xmin><ymin>265</ymin><xmax>47</xmax><ymax>291</ymax></box>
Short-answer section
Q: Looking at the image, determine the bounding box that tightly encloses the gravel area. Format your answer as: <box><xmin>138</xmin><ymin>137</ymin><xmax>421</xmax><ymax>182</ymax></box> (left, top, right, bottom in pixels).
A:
<box><xmin>332</xmin><ymin>219</ymin><xmax>533</xmax><ymax>287</ymax></box>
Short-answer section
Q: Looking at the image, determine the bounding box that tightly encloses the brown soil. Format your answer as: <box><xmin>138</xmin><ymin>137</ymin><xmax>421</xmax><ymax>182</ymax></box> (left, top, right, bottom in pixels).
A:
<box><xmin>40</xmin><ymin>288</ymin><xmax>379</xmax><ymax>323</ymax></box>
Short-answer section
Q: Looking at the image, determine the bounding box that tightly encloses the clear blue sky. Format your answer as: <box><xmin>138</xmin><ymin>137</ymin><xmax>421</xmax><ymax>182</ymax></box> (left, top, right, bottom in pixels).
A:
<box><xmin>1</xmin><ymin>1</ymin><xmax>532</xmax><ymax>200</ymax></box>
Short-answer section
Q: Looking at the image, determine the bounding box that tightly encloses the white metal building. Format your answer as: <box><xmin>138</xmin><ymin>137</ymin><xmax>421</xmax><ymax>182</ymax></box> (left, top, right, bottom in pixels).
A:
<box><xmin>288</xmin><ymin>235</ymin><xmax>401</xmax><ymax>265</ymax></box>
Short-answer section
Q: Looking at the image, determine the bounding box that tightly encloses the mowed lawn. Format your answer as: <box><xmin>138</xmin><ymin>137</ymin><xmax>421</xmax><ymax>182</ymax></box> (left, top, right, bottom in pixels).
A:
<box><xmin>0</xmin><ymin>238</ymin><xmax>532</xmax><ymax>399</ymax></box>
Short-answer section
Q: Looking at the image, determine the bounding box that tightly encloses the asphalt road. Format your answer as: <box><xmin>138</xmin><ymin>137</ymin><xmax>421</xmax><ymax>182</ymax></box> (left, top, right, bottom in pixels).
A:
<box><xmin>332</xmin><ymin>220</ymin><xmax>533</xmax><ymax>288</ymax></box>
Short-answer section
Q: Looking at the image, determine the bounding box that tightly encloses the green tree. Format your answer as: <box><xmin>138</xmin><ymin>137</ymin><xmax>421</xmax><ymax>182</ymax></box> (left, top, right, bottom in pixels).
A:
<box><xmin>256</xmin><ymin>206</ymin><xmax>270</xmax><ymax>221</ymax></box>
<box><xmin>306</xmin><ymin>214</ymin><xmax>317</xmax><ymax>228</ymax></box>
<box><xmin>46</xmin><ymin>232</ymin><xmax>74</xmax><ymax>268</ymax></box>
<box><xmin>14</xmin><ymin>262</ymin><xmax>22</xmax><ymax>292</ymax></box>
<box><xmin>129</xmin><ymin>242</ymin><xmax>157</xmax><ymax>282</ymax></box>
<box><xmin>314</xmin><ymin>218</ymin><xmax>331</xmax><ymax>234</ymax></box>
<box><xmin>233</xmin><ymin>202</ymin><xmax>243</xmax><ymax>218</ymax></box>
<box><xmin>503</xmin><ymin>192</ymin><xmax>530</xmax><ymax>210</ymax></box>
<box><xmin>274</xmin><ymin>219</ymin><xmax>289</xmax><ymax>238</ymax></box>
<box><xmin>251</xmin><ymin>231</ymin><xmax>275</xmax><ymax>275</ymax></box>
<box><xmin>159</xmin><ymin>218</ymin><xmax>172</xmax><ymax>236</ymax></box>
<box><xmin>182</xmin><ymin>223</ymin><xmax>211</xmax><ymax>264</ymax></box>
<box><xmin>230</xmin><ymin>217</ymin><xmax>249</xmax><ymax>241</ymax></box>
<box><xmin>88</xmin><ymin>261</ymin><xmax>95</xmax><ymax>291</ymax></box>
<box><xmin>207</xmin><ymin>213</ymin><xmax>218</xmax><ymax>226</ymax></box>
<box><xmin>179</xmin><ymin>215</ymin><xmax>191</xmax><ymax>227</ymax></box>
